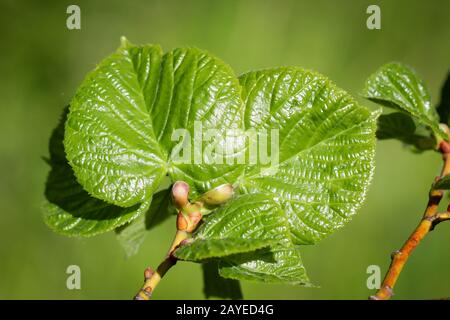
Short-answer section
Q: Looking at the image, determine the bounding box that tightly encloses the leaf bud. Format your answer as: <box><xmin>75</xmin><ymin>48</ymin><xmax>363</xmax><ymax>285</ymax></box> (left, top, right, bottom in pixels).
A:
<box><xmin>172</xmin><ymin>181</ymin><xmax>189</xmax><ymax>209</ymax></box>
<box><xmin>199</xmin><ymin>183</ymin><xmax>234</xmax><ymax>207</ymax></box>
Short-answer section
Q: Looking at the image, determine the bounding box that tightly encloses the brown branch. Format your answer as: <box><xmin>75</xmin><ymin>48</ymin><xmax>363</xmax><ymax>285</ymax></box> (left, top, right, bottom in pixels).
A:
<box><xmin>370</xmin><ymin>142</ymin><xmax>450</xmax><ymax>300</ymax></box>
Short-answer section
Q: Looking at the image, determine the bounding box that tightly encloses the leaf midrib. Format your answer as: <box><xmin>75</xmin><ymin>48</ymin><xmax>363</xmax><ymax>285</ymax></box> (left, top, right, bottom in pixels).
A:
<box><xmin>127</xmin><ymin>48</ymin><xmax>168</xmax><ymax>166</ymax></box>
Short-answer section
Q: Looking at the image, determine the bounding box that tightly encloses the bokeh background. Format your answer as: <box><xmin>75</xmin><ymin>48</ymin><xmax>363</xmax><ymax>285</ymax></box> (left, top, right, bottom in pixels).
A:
<box><xmin>1</xmin><ymin>0</ymin><xmax>450</xmax><ymax>299</ymax></box>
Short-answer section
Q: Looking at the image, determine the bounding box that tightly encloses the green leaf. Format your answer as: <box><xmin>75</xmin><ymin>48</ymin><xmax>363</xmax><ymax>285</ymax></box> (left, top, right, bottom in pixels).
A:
<box><xmin>376</xmin><ymin>112</ymin><xmax>436</xmax><ymax>151</ymax></box>
<box><xmin>175</xmin><ymin>238</ymin><xmax>271</xmax><ymax>261</ymax></box>
<box><xmin>178</xmin><ymin>68</ymin><xmax>376</xmax><ymax>284</ymax></box>
<box><xmin>363</xmin><ymin>62</ymin><xmax>446</xmax><ymax>141</ymax></box>
<box><xmin>64</xmin><ymin>38</ymin><xmax>245</xmax><ymax>208</ymax></box>
<box><xmin>202</xmin><ymin>261</ymin><xmax>243</xmax><ymax>299</ymax></box>
<box><xmin>436</xmin><ymin>71</ymin><xmax>450</xmax><ymax>125</ymax></box>
<box><xmin>174</xmin><ymin>194</ymin><xmax>290</xmax><ymax>261</ymax></box>
<box><xmin>433</xmin><ymin>174</ymin><xmax>450</xmax><ymax>190</ymax></box>
<box><xmin>219</xmin><ymin>246</ymin><xmax>311</xmax><ymax>286</ymax></box>
<box><xmin>115</xmin><ymin>188</ymin><xmax>175</xmax><ymax>257</ymax></box>
<box><xmin>175</xmin><ymin>193</ymin><xmax>311</xmax><ymax>285</ymax></box>
<box><xmin>237</xmin><ymin>68</ymin><xmax>378</xmax><ymax>245</ymax></box>
<box><xmin>43</xmin><ymin>107</ymin><xmax>150</xmax><ymax>237</ymax></box>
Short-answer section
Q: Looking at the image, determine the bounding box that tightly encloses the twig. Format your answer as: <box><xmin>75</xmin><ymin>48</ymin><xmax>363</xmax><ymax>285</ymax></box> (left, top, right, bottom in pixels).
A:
<box><xmin>370</xmin><ymin>141</ymin><xmax>450</xmax><ymax>300</ymax></box>
<box><xmin>133</xmin><ymin>182</ymin><xmax>234</xmax><ymax>299</ymax></box>
<box><xmin>134</xmin><ymin>230</ymin><xmax>189</xmax><ymax>300</ymax></box>
<box><xmin>133</xmin><ymin>181</ymin><xmax>203</xmax><ymax>300</ymax></box>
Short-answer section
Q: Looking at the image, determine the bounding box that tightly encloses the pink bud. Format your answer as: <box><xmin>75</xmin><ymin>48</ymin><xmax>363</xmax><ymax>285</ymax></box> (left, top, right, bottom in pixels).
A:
<box><xmin>172</xmin><ymin>181</ymin><xmax>189</xmax><ymax>209</ymax></box>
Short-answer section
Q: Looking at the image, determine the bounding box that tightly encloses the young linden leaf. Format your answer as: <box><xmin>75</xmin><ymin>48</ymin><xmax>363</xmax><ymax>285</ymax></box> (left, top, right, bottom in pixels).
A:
<box><xmin>43</xmin><ymin>107</ymin><xmax>150</xmax><ymax>237</ymax></box>
<box><xmin>174</xmin><ymin>238</ymin><xmax>271</xmax><ymax>261</ymax></box>
<box><xmin>436</xmin><ymin>71</ymin><xmax>450</xmax><ymax>125</ymax></box>
<box><xmin>174</xmin><ymin>194</ymin><xmax>311</xmax><ymax>285</ymax></box>
<box><xmin>115</xmin><ymin>188</ymin><xmax>175</xmax><ymax>257</ymax></box>
<box><xmin>174</xmin><ymin>194</ymin><xmax>290</xmax><ymax>261</ymax></box>
<box><xmin>64</xmin><ymin>38</ymin><xmax>245</xmax><ymax>209</ymax></box>
<box><xmin>237</xmin><ymin>68</ymin><xmax>378</xmax><ymax>245</ymax></box>
<box><xmin>362</xmin><ymin>62</ymin><xmax>446</xmax><ymax>142</ymax></box>
<box><xmin>218</xmin><ymin>246</ymin><xmax>311</xmax><ymax>286</ymax></box>
<box><xmin>202</xmin><ymin>261</ymin><xmax>243</xmax><ymax>300</ymax></box>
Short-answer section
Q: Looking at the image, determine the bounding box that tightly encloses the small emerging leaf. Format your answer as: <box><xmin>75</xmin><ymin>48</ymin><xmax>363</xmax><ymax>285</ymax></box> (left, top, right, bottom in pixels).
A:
<box><xmin>219</xmin><ymin>246</ymin><xmax>311</xmax><ymax>286</ymax></box>
<box><xmin>363</xmin><ymin>62</ymin><xmax>446</xmax><ymax>142</ymax></box>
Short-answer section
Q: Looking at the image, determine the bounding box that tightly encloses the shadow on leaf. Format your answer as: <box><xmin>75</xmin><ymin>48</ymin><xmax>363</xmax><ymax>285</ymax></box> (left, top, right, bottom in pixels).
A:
<box><xmin>43</xmin><ymin>106</ymin><xmax>149</xmax><ymax>237</ymax></box>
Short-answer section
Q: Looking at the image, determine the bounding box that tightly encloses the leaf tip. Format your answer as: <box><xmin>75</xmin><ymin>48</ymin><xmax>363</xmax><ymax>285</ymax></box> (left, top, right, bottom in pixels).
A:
<box><xmin>120</xmin><ymin>36</ymin><xmax>131</xmax><ymax>49</ymax></box>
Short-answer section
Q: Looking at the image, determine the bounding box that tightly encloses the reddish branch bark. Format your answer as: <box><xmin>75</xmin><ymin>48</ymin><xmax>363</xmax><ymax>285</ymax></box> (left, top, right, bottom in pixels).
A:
<box><xmin>371</xmin><ymin>140</ymin><xmax>450</xmax><ymax>300</ymax></box>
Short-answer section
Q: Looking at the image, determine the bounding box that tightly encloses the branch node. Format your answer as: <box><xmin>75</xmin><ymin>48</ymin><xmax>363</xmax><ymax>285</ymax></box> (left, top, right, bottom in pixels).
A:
<box><xmin>439</xmin><ymin>140</ymin><xmax>450</xmax><ymax>154</ymax></box>
<box><xmin>179</xmin><ymin>238</ymin><xmax>193</xmax><ymax>246</ymax></box>
<box><xmin>134</xmin><ymin>287</ymin><xmax>152</xmax><ymax>300</ymax></box>
<box><xmin>144</xmin><ymin>267</ymin><xmax>154</xmax><ymax>280</ymax></box>
<box><xmin>390</xmin><ymin>250</ymin><xmax>401</xmax><ymax>260</ymax></box>
<box><xmin>371</xmin><ymin>143</ymin><xmax>450</xmax><ymax>300</ymax></box>
<box><xmin>385</xmin><ymin>286</ymin><xmax>394</xmax><ymax>297</ymax></box>
<box><xmin>429</xmin><ymin>188</ymin><xmax>443</xmax><ymax>200</ymax></box>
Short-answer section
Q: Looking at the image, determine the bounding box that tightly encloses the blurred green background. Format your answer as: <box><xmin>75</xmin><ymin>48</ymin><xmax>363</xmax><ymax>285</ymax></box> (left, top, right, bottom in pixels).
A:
<box><xmin>1</xmin><ymin>0</ymin><xmax>450</xmax><ymax>300</ymax></box>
